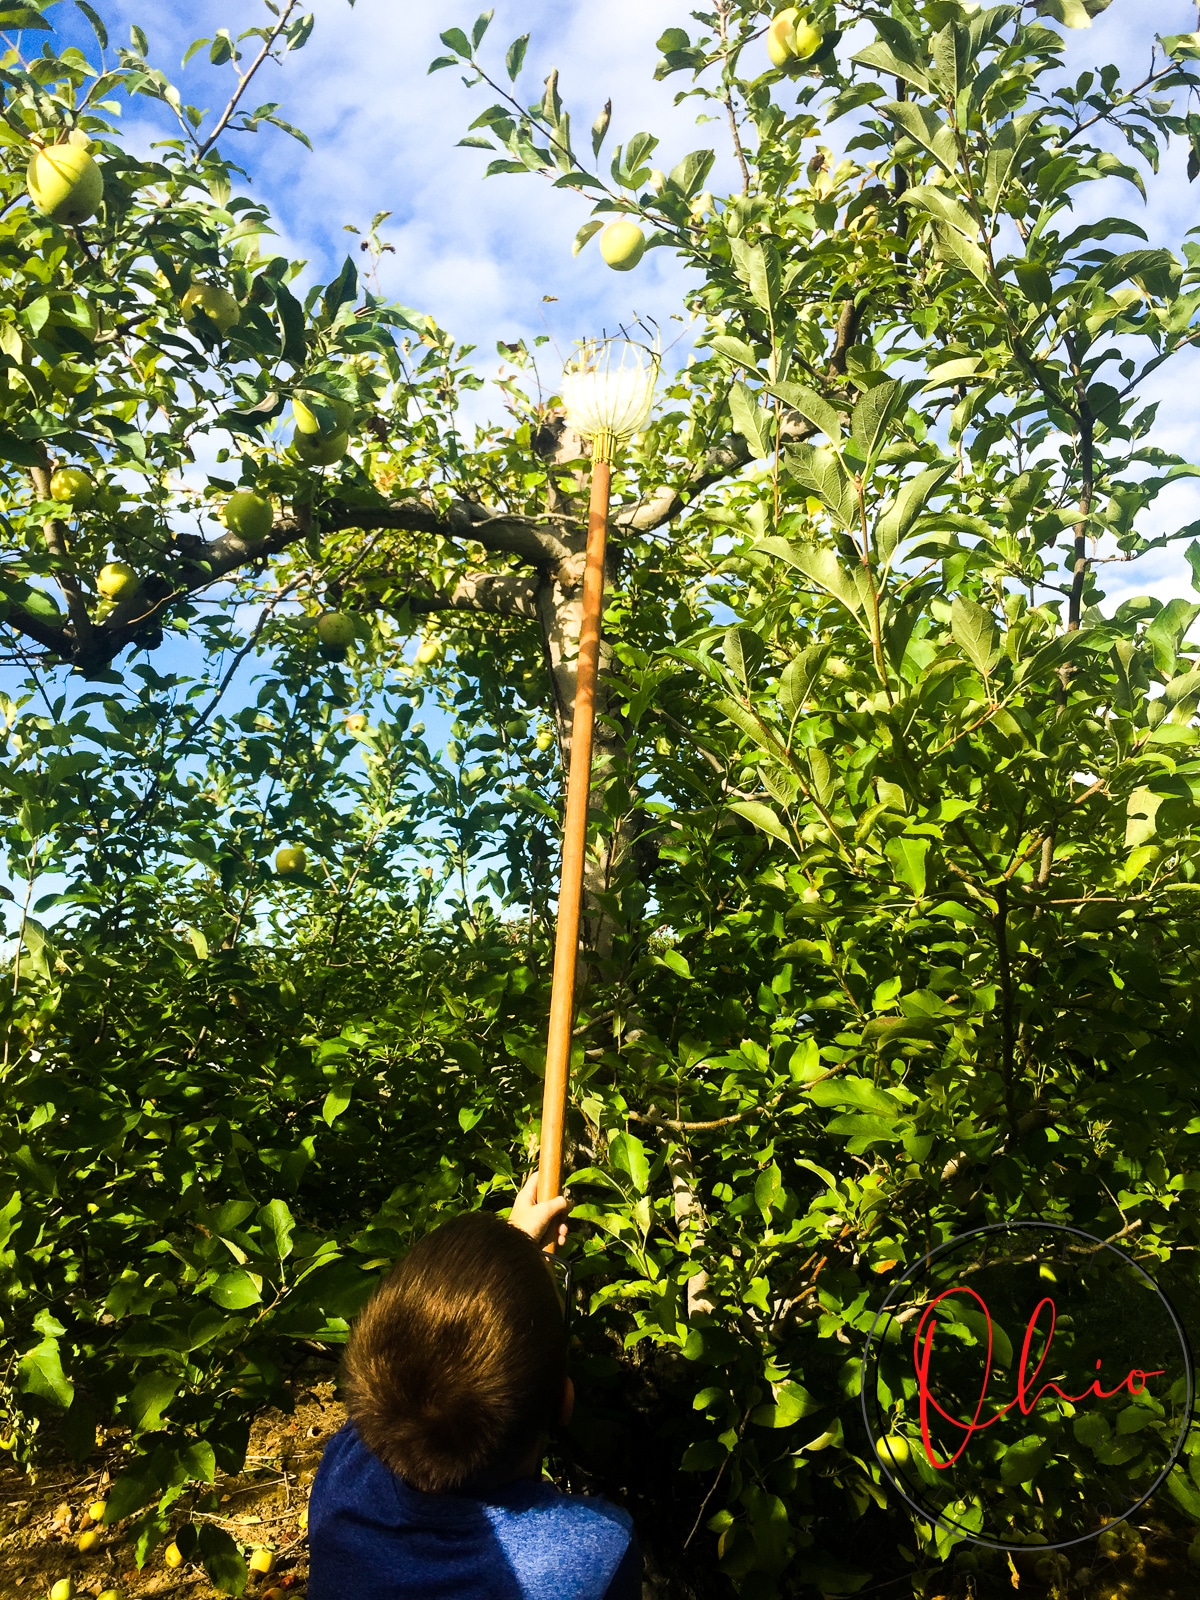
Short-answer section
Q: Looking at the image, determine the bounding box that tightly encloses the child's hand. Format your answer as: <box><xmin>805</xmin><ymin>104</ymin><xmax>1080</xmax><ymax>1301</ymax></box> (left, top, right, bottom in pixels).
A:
<box><xmin>508</xmin><ymin>1169</ymin><xmax>569</xmax><ymax>1248</ymax></box>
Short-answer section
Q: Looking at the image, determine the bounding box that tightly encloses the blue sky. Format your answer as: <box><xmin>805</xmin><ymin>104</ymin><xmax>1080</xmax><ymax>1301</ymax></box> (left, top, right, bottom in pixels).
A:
<box><xmin>70</xmin><ymin>0</ymin><xmax>1200</xmax><ymax>609</ymax></box>
<box><xmin>6</xmin><ymin>0</ymin><xmax>1200</xmax><ymax>931</ymax></box>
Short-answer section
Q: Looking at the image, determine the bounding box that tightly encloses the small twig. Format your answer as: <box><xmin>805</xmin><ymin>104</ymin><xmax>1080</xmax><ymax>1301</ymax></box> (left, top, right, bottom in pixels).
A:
<box><xmin>683</xmin><ymin>1405</ymin><xmax>752</xmax><ymax>1549</ymax></box>
<box><xmin>629</xmin><ymin>1108</ymin><xmax>755</xmax><ymax>1133</ymax></box>
<box><xmin>197</xmin><ymin>0</ymin><xmax>302</xmax><ymax>158</ymax></box>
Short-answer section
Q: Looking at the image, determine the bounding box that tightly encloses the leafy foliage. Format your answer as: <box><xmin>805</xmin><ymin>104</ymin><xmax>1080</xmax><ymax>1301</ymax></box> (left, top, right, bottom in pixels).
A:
<box><xmin>7</xmin><ymin>0</ymin><xmax>1200</xmax><ymax>1596</ymax></box>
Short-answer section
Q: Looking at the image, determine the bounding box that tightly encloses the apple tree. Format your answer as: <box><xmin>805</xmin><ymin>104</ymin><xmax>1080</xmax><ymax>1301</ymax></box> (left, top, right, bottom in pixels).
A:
<box><xmin>8</xmin><ymin>1</ymin><xmax>1200</xmax><ymax>1597</ymax></box>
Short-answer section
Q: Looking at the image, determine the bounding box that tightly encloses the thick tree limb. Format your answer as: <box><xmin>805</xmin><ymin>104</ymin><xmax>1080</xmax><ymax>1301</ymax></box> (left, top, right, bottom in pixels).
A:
<box><xmin>617</xmin><ymin>437</ymin><xmax>752</xmax><ymax>533</ymax></box>
<box><xmin>324</xmin><ymin>497</ymin><xmax>574</xmax><ymax>566</ymax></box>
<box><xmin>402</xmin><ymin>571</ymin><xmax>540</xmax><ymax>619</ymax></box>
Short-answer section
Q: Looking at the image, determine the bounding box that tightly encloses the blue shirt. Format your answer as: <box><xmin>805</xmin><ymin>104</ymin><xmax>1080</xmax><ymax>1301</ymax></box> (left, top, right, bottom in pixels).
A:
<box><xmin>308</xmin><ymin>1423</ymin><xmax>640</xmax><ymax>1600</ymax></box>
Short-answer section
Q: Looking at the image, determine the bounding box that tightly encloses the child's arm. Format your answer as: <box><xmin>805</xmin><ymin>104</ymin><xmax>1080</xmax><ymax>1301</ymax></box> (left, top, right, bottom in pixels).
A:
<box><xmin>508</xmin><ymin>1169</ymin><xmax>569</xmax><ymax>1248</ymax></box>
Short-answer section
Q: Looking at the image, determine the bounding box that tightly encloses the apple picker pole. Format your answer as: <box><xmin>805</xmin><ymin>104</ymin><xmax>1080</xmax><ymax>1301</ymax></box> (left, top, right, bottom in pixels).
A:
<box><xmin>537</xmin><ymin>339</ymin><xmax>658</xmax><ymax>1218</ymax></box>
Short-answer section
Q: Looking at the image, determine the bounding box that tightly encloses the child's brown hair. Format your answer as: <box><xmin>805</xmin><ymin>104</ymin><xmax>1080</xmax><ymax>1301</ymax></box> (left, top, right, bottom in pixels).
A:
<box><xmin>342</xmin><ymin>1211</ymin><xmax>567</xmax><ymax>1493</ymax></box>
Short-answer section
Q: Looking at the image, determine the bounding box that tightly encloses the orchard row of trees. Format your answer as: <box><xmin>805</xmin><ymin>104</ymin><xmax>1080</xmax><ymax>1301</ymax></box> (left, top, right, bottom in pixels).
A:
<box><xmin>5</xmin><ymin>1</ymin><xmax>1200</xmax><ymax>1595</ymax></box>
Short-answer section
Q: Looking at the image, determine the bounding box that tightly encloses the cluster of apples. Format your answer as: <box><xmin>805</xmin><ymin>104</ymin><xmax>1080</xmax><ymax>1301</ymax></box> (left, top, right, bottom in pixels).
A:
<box><xmin>27</xmin><ymin>133</ymin><xmax>242</xmax><ymax>337</ymax></box>
<box><xmin>589</xmin><ymin>10</ymin><xmax>823</xmax><ymax>274</ymax></box>
<box><xmin>44</xmin><ymin>1496</ymin><xmax>125</xmax><ymax>1600</ymax></box>
<box><xmin>162</xmin><ymin>1537</ymin><xmax>279</xmax><ymax>1584</ymax></box>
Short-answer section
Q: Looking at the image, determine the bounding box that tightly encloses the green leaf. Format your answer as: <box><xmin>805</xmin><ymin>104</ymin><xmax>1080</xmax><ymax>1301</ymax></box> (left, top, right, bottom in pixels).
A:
<box><xmin>439</xmin><ymin>27</ymin><xmax>472</xmax><ymax>57</ymax></box>
<box><xmin>767</xmin><ymin>381</ymin><xmax>843</xmax><ymax>443</ymax></box>
<box><xmin>850</xmin><ymin>379</ymin><xmax>915</xmax><ymax>468</ymax></box>
<box><xmin>853</xmin><ymin>38</ymin><xmax>931</xmax><ymax>96</ymax></box>
<box><xmin>880</xmin><ymin>100</ymin><xmax>956</xmax><ymax>170</ymax></box>
<box><xmin>0</xmin><ymin>433</ymin><xmax>47</xmax><ymax>468</ymax></box>
<box><xmin>729</xmin><ymin>237</ymin><xmax>779</xmax><ymax>312</ymax></box>
<box><xmin>572</xmin><ymin>218</ymin><xmax>603</xmax><ymax>256</ymax></box>
<box><xmin>760</xmin><ymin>539</ymin><xmax>870</xmax><ymax>626</ymax></box>
<box><xmin>274</xmin><ymin>282</ymin><xmax>307</xmax><ymax>368</ymax></box>
<box><xmin>105</xmin><ymin>1466</ymin><xmax>158</xmax><ymax>1526</ymax></box>
<box><xmin>750</xmin><ymin>1381</ymin><xmax>820</xmax><ymax>1428</ymax></box>
<box><xmin>181</xmin><ymin>1441</ymin><xmax>217</xmax><ymax>1484</ymax></box>
<box><xmin>608</xmin><ymin>1130</ymin><xmax>649</xmax><ymax>1193</ymax></box>
<box><xmin>661</xmin><ymin>947</ymin><xmax>691</xmax><ymax>979</ymax></box>
<box><xmin>1146</xmin><ymin>599</ymin><xmax>1200</xmax><ymax>676</ymax></box>
<box><xmin>209</xmin><ymin>1270</ymin><xmax>263</xmax><ymax>1310</ymax></box>
<box><xmin>876</xmin><ymin>463</ymin><xmax>956</xmax><ymax>564</ymax></box>
<box><xmin>861</xmin><ymin>1015</ymin><xmax>943</xmax><ymax>1046</ymax></box>
<box><xmin>259</xmin><ymin>1198</ymin><xmax>295</xmax><ymax>1260</ymax></box>
<box><xmin>18</xmin><ymin>1336</ymin><xmax>73</xmax><ymax>1408</ymax></box>
<box><xmin>199</xmin><ymin>1522</ymin><xmax>248</xmax><ymax>1597</ymax></box>
<box><xmin>75</xmin><ymin>0</ymin><xmax>108</xmax><ymax>47</ymax></box>
<box><xmin>128</xmin><ymin>1371</ymin><xmax>181</xmax><ymax>1434</ymax></box>
<box><xmin>729</xmin><ymin>800</ymin><xmax>792</xmax><ymax>846</ymax></box>
<box><xmin>472</xmin><ymin>11</ymin><xmax>493</xmax><ymax>48</ymax></box>
<box><xmin>781</xmin><ymin>444</ymin><xmax>857</xmax><ymax>527</ymax></box>
<box><xmin>1036</xmin><ymin>0</ymin><xmax>1111</xmax><ymax>25</ymax></box>
<box><xmin>807</xmin><ymin>1076</ymin><xmax>900</xmax><ymax>1116</ymax></box>
<box><xmin>724</xmin><ymin>625</ymin><xmax>766</xmax><ymax>687</ymax></box>
<box><xmin>591</xmin><ymin>99</ymin><xmax>611</xmax><ymax>156</ymax></box>
<box><xmin>506</xmin><ymin>33</ymin><xmax>529</xmax><ymax>80</ymax></box>
<box><xmin>710</xmin><ymin>335</ymin><xmax>760</xmax><ymax>367</ymax></box>
<box><xmin>0</xmin><ymin>8</ymin><xmax>52</xmax><ymax>29</ymax></box>
<box><xmin>668</xmin><ymin>148</ymin><xmax>715</xmax><ymax>197</ymax></box>
<box><xmin>950</xmin><ymin>596</ymin><xmax>1000</xmax><ymax>677</ymax></box>
<box><xmin>322</xmin><ymin>1082</ymin><xmax>352</xmax><ymax>1125</ymax></box>
<box><xmin>754</xmin><ymin>1161</ymin><xmax>782</xmax><ymax>1219</ymax></box>
<box><xmin>884</xmin><ymin>835</ymin><xmax>930</xmax><ymax>897</ymax></box>
<box><xmin>321</xmin><ymin>255</ymin><xmax>358</xmax><ymax>323</ymax></box>
<box><xmin>779</xmin><ymin>645</ymin><xmax>831</xmax><ymax>718</ymax></box>
<box><xmin>999</xmin><ymin>1434</ymin><xmax>1052</xmax><ymax>1485</ymax></box>
<box><xmin>728</xmin><ymin>380</ymin><xmax>771</xmax><ymax>459</ymax></box>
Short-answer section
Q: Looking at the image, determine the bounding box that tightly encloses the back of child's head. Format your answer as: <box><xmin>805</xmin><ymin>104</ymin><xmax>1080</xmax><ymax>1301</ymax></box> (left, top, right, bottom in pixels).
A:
<box><xmin>342</xmin><ymin>1210</ymin><xmax>567</xmax><ymax>1493</ymax></box>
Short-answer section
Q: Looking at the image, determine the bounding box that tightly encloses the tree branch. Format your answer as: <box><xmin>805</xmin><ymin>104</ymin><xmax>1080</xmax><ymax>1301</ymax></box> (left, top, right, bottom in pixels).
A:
<box><xmin>617</xmin><ymin>436</ymin><xmax>752</xmax><ymax>533</ymax></box>
<box><xmin>196</xmin><ymin>0</ymin><xmax>302</xmax><ymax>158</ymax></box>
<box><xmin>400</xmin><ymin>571</ymin><xmax>540</xmax><ymax>619</ymax></box>
<box><xmin>322</xmin><ymin>497</ymin><xmax>573</xmax><ymax>566</ymax></box>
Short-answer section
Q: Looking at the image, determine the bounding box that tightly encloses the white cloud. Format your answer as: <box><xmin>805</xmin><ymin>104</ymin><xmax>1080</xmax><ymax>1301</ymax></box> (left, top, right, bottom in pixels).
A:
<box><xmin>68</xmin><ymin>0</ymin><xmax>1200</xmax><ymax>612</ymax></box>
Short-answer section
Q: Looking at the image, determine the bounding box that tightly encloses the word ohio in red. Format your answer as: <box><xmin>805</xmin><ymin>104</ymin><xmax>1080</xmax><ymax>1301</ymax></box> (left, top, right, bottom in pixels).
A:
<box><xmin>912</xmin><ymin>1286</ymin><xmax>1165</xmax><ymax>1470</ymax></box>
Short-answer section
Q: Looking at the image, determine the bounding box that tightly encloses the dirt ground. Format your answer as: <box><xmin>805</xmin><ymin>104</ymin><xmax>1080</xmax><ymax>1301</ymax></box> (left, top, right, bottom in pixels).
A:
<box><xmin>3</xmin><ymin>1383</ymin><xmax>1198</xmax><ymax>1600</ymax></box>
<box><xmin>0</xmin><ymin>1381</ymin><xmax>346</xmax><ymax>1599</ymax></box>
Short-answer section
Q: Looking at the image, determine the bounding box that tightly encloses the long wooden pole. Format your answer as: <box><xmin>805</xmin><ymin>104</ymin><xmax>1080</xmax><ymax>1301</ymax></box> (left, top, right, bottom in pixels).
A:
<box><xmin>537</xmin><ymin>456</ymin><xmax>612</xmax><ymax>1209</ymax></box>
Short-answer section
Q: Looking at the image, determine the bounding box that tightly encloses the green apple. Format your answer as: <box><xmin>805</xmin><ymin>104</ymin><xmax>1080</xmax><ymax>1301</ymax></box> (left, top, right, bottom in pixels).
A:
<box><xmin>599</xmin><ymin>220</ymin><xmax>646</xmax><ymax>271</ymax></box>
<box><xmin>27</xmin><ymin>141</ymin><xmax>103</xmax><ymax>225</ymax></box>
<box><xmin>181</xmin><ymin>282</ymin><xmax>240</xmax><ymax>336</ymax></box>
<box><xmin>223</xmin><ymin>490</ymin><xmax>273</xmax><ymax>543</ymax></box>
<box><xmin>766</xmin><ymin>9</ymin><xmax>823</xmax><ymax>68</ymax></box>
<box><xmin>317</xmin><ymin>611</ymin><xmax>356</xmax><ymax>654</ymax></box>
<box><xmin>292</xmin><ymin>393</ymin><xmax>355</xmax><ymax>436</ymax></box>
<box><xmin>293</xmin><ymin>429</ymin><xmax>349</xmax><ymax>466</ymax></box>
<box><xmin>275</xmin><ymin>846</ymin><xmax>307</xmax><ymax>876</ymax></box>
<box><xmin>876</xmin><ymin>1433</ymin><xmax>911</xmax><ymax>1468</ymax></box>
<box><xmin>49</xmin><ymin>466</ymin><xmax>94</xmax><ymax>508</ymax></box>
<box><xmin>97</xmin><ymin>561</ymin><xmax>137</xmax><ymax>600</ymax></box>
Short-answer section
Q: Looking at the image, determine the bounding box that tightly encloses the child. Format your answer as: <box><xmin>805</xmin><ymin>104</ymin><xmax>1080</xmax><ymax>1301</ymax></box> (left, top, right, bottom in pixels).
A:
<box><xmin>308</xmin><ymin>1171</ymin><xmax>641</xmax><ymax>1599</ymax></box>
